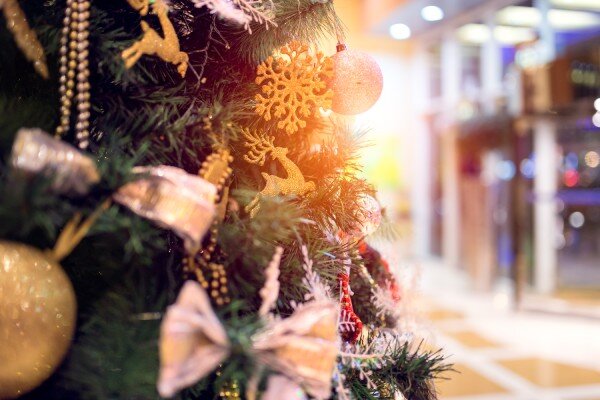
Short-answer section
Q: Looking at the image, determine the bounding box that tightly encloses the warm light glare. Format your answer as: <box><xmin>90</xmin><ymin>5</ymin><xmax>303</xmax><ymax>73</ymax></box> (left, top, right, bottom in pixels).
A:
<box><xmin>421</xmin><ymin>6</ymin><xmax>444</xmax><ymax>22</ymax></box>
<box><xmin>319</xmin><ymin>107</ymin><xmax>333</xmax><ymax>117</ymax></box>
<box><xmin>496</xmin><ymin>6</ymin><xmax>600</xmax><ymax>30</ymax></box>
<box><xmin>569</xmin><ymin>212</ymin><xmax>585</xmax><ymax>229</ymax></box>
<box><xmin>389</xmin><ymin>23</ymin><xmax>411</xmax><ymax>40</ymax></box>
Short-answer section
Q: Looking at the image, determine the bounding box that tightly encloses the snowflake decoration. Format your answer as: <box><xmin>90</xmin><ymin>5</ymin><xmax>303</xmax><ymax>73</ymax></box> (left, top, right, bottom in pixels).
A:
<box><xmin>255</xmin><ymin>41</ymin><xmax>333</xmax><ymax>134</ymax></box>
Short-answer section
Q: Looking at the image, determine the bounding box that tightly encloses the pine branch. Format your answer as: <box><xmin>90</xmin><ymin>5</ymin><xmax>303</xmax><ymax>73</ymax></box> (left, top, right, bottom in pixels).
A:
<box><xmin>224</xmin><ymin>0</ymin><xmax>344</xmax><ymax>64</ymax></box>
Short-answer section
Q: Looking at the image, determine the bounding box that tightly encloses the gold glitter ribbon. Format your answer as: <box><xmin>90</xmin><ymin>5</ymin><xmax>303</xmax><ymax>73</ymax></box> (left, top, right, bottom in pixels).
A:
<box><xmin>10</xmin><ymin>128</ymin><xmax>100</xmax><ymax>195</ymax></box>
<box><xmin>113</xmin><ymin>166</ymin><xmax>216</xmax><ymax>252</ymax></box>
<box><xmin>1</xmin><ymin>0</ymin><xmax>49</xmax><ymax>78</ymax></box>
<box><xmin>157</xmin><ymin>281</ymin><xmax>339</xmax><ymax>399</ymax></box>
<box><xmin>49</xmin><ymin>200</ymin><xmax>110</xmax><ymax>261</ymax></box>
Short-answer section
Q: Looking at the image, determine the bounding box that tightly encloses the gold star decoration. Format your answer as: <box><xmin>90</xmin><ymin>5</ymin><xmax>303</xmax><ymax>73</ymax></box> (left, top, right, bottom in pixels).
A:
<box><xmin>255</xmin><ymin>41</ymin><xmax>333</xmax><ymax>134</ymax></box>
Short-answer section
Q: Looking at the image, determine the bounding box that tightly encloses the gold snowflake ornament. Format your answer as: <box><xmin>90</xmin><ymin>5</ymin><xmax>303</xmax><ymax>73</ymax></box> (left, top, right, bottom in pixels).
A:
<box><xmin>255</xmin><ymin>41</ymin><xmax>333</xmax><ymax>134</ymax></box>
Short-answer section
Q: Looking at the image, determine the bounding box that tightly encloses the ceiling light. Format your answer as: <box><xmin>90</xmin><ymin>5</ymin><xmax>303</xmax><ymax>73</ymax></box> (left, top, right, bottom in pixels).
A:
<box><xmin>456</xmin><ymin>24</ymin><xmax>491</xmax><ymax>43</ymax></box>
<box><xmin>421</xmin><ymin>6</ymin><xmax>444</xmax><ymax>22</ymax></box>
<box><xmin>494</xmin><ymin>26</ymin><xmax>537</xmax><ymax>45</ymax></box>
<box><xmin>456</xmin><ymin>24</ymin><xmax>536</xmax><ymax>45</ymax></box>
<box><xmin>496</xmin><ymin>6</ymin><xmax>600</xmax><ymax>30</ymax></box>
<box><xmin>550</xmin><ymin>0</ymin><xmax>600</xmax><ymax>12</ymax></box>
<box><xmin>389</xmin><ymin>23</ymin><xmax>411</xmax><ymax>40</ymax></box>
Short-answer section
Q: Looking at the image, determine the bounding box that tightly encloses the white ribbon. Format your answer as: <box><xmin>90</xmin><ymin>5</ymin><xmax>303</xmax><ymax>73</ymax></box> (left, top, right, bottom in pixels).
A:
<box><xmin>157</xmin><ymin>281</ymin><xmax>339</xmax><ymax>399</ymax></box>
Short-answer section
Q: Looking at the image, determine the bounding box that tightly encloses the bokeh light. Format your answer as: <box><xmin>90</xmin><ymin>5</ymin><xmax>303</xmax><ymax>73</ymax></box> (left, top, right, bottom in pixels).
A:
<box><xmin>389</xmin><ymin>23</ymin><xmax>411</xmax><ymax>40</ymax></box>
<box><xmin>564</xmin><ymin>169</ymin><xmax>579</xmax><ymax>187</ymax></box>
<box><xmin>565</xmin><ymin>152</ymin><xmax>579</xmax><ymax>169</ymax></box>
<box><xmin>584</xmin><ymin>150</ymin><xmax>599</xmax><ymax>168</ymax></box>
<box><xmin>568</xmin><ymin>211</ymin><xmax>585</xmax><ymax>229</ymax></box>
<box><xmin>495</xmin><ymin>160</ymin><xmax>516</xmax><ymax>181</ymax></box>
<box><xmin>520</xmin><ymin>158</ymin><xmax>535</xmax><ymax>179</ymax></box>
<box><xmin>593</xmin><ymin>112</ymin><xmax>600</xmax><ymax>128</ymax></box>
<box><xmin>421</xmin><ymin>6</ymin><xmax>444</xmax><ymax>21</ymax></box>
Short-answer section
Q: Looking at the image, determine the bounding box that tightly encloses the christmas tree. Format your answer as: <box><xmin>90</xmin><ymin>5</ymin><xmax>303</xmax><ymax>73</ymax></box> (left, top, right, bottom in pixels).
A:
<box><xmin>0</xmin><ymin>1</ymin><xmax>448</xmax><ymax>399</ymax></box>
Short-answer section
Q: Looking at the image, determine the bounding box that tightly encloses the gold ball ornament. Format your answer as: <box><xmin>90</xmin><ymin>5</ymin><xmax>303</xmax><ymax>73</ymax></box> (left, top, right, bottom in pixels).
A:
<box><xmin>0</xmin><ymin>241</ymin><xmax>76</xmax><ymax>399</ymax></box>
<box><xmin>330</xmin><ymin>45</ymin><xmax>383</xmax><ymax>115</ymax></box>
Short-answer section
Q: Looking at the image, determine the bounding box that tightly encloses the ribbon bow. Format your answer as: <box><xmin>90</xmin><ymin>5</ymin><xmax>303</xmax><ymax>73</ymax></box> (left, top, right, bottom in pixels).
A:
<box><xmin>157</xmin><ymin>281</ymin><xmax>339</xmax><ymax>399</ymax></box>
<box><xmin>114</xmin><ymin>165</ymin><xmax>216</xmax><ymax>252</ymax></box>
<box><xmin>10</xmin><ymin>130</ymin><xmax>217</xmax><ymax>252</ymax></box>
<box><xmin>10</xmin><ymin>128</ymin><xmax>100</xmax><ymax>195</ymax></box>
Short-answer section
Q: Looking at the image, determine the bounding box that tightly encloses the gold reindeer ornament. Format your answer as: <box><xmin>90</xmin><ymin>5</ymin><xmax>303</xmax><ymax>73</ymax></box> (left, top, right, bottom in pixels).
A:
<box><xmin>242</xmin><ymin>129</ymin><xmax>315</xmax><ymax>217</ymax></box>
<box><xmin>122</xmin><ymin>0</ymin><xmax>188</xmax><ymax>77</ymax></box>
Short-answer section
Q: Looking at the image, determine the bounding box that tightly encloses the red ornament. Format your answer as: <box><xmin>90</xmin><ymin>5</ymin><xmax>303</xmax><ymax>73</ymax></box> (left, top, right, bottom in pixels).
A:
<box><xmin>358</xmin><ymin>241</ymin><xmax>402</xmax><ymax>302</ymax></box>
<box><xmin>339</xmin><ymin>272</ymin><xmax>363</xmax><ymax>343</ymax></box>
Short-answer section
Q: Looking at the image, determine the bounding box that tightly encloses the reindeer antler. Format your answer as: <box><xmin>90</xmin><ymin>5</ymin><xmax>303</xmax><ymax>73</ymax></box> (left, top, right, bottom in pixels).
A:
<box><xmin>241</xmin><ymin>128</ymin><xmax>275</xmax><ymax>166</ymax></box>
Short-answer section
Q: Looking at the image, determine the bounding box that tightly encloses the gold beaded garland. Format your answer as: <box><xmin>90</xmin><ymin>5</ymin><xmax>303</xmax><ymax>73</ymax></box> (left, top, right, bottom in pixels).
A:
<box><xmin>215</xmin><ymin>370</ymin><xmax>241</xmax><ymax>400</ymax></box>
<box><xmin>183</xmin><ymin>148</ymin><xmax>233</xmax><ymax>305</ymax></box>
<box><xmin>56</xmin><ymin>0</ymin><xmax>91</xmax><ymax>149</ymax></box>
<box><xmin>219</xmin><ymin>380</ymin><xmax>241</xmax><ymax>400</ymax></box>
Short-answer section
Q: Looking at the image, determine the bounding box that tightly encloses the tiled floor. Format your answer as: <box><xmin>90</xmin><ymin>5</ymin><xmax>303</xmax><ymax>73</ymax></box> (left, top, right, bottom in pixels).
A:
<box><xmin>415</xmin><ymin>261</ymin><xmax>600</xmax><ymax>400</ymax></box>
<box><xmin>497</xmin><ymin>358</ymin><xmax>600</xmax><ymax>389</ymax></box>
<box><xmin>437</xmin><ymin>363</ymin><xmax>508</xmax><ymax>397</ymax></box>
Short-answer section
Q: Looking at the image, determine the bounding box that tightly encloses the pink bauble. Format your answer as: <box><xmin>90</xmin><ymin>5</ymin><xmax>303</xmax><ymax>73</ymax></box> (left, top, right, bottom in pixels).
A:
<box><xmin>330</xmin><ymin>48</ymin><xmax>383</xmax><ymax>115</ymax></box>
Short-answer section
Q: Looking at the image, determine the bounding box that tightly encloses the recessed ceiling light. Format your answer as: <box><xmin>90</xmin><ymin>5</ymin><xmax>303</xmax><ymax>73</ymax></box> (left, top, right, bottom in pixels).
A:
<box><xmin>389</xmin><ymin>23</ymin><xmax>411</xmax><ymax>40</ymax></box>
<box><xmin>421</xmin><ymin>6</ymin><xmax>444</xmax><ymax>21</ymax></box>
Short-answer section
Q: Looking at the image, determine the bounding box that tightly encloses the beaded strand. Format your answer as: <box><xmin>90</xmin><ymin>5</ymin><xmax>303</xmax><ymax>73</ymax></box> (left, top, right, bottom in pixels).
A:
<box><xmin>56</xmin><ymin>0</ymin><xmax>91</xmax><ymax>149</ymax></box>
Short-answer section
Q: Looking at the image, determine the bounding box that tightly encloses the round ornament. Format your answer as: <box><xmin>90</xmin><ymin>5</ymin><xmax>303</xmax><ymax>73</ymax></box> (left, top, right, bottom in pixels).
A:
<box><xmin>0</xmin><ymin>241</ymin><xmax>77</xmax><ymax>399</ymax></box>
<box><xmin>330</xmin><ymin>45</ymin><xmax>383</xmax><ymax>115</ymax></box>
<box><xmin>347</xmin><ymin>194</ymin><xmax>382</xmax><ymax>239</ymax></box>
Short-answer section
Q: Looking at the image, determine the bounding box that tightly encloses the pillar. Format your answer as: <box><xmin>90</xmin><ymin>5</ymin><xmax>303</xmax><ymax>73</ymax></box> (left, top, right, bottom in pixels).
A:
<box><xmin>481</xmin><ymin>13</ymin><xmax>502</xmax><ymax>115</ymax></box>
<box><xmin>533</xmin><ymin>119</ymin><xmax>557</xmax><ymax>294</ymax></box>
<box><xmin>440</xmin><ymin>34</ymin><xmax>462</xmax><ymax>268</ymax></box>
<box><xmin>534</xmin><ymin>0</ymin><xmax>557</xmax><ymax>63</ymax></box>
<box><xmin>410</xmin><ymin>46</ymin><xmax>432</xmax><ymax>258</ymax></box>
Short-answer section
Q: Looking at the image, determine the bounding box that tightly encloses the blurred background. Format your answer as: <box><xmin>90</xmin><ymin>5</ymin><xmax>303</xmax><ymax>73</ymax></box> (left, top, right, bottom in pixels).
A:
<box><xmin>334</xmin><ymin>0</ymin><xmax>600</xmax><ymax>398</ymax></box>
